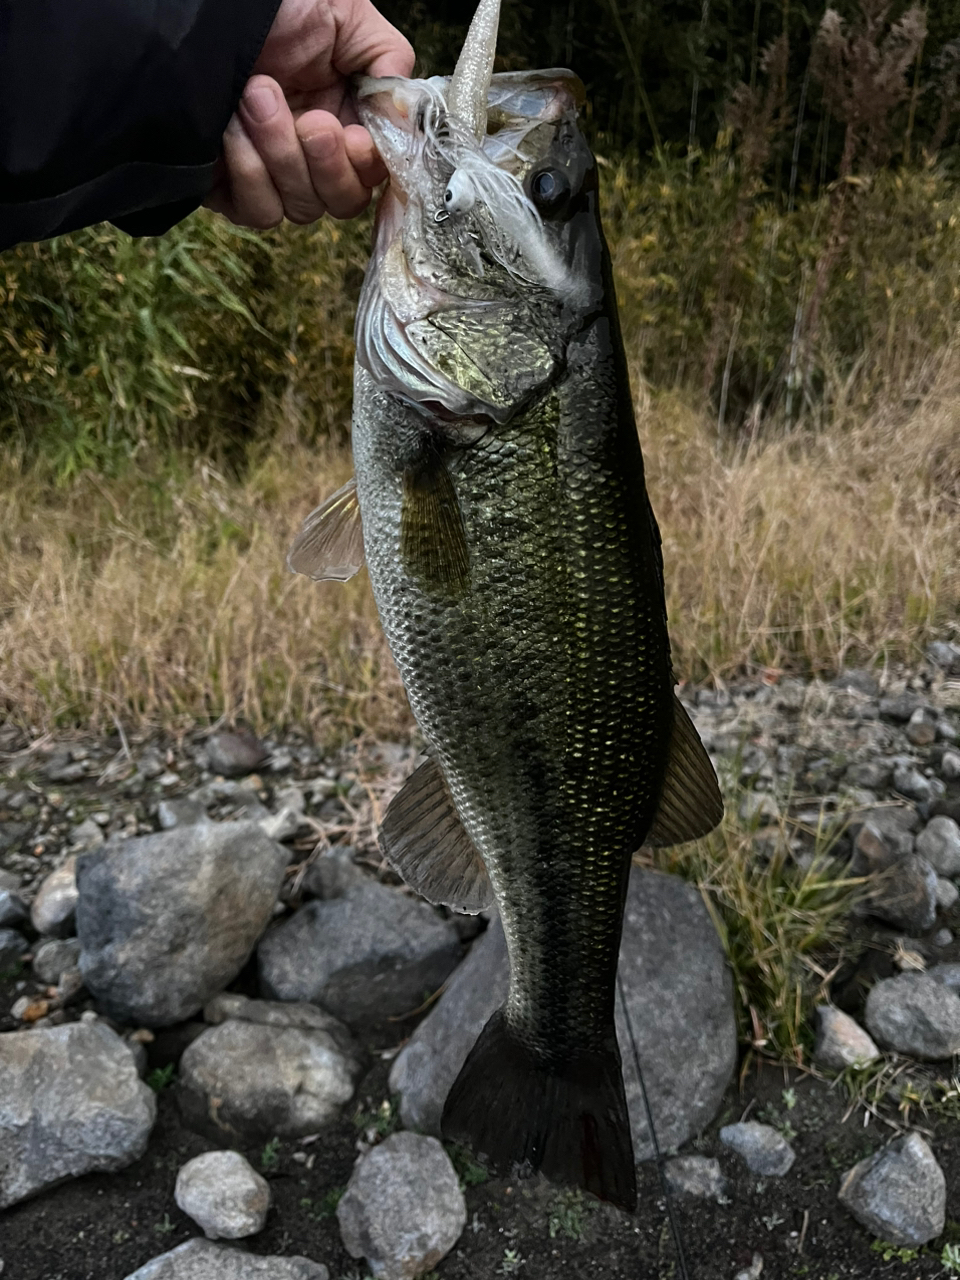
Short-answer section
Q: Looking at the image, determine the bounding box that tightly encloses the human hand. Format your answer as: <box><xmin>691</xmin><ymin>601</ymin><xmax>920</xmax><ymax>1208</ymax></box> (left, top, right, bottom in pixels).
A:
<box><xmin>204</xmin><ymin>0</ymin><xmax>413</xmax><ymax>229</ymax></box>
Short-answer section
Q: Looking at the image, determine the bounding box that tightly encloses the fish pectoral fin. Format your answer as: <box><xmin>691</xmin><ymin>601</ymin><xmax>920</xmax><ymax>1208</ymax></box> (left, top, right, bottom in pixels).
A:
<box><xmin>287</xmin><ymin>478</ymin><xmax>365</xmax><ymax>582</ymax></box>
<box><xmin>381</xmin><ymin>756</ymin><xmax>493</xmax><ymax>914</ymax></box>
<box><xmin>646</xmin><ymin>695</ymin><xmax>724</xmax><ymax>847</ymax></box>
<box><xmin>401</xmin><ymin>457</ymin><xmax>470</xmax><ymax>596</ymax></box>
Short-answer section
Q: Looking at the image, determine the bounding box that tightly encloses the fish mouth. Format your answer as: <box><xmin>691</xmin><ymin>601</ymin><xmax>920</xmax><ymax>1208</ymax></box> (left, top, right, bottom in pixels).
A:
<box><xmin>353</xmin><ymin>70</ymin><xmax>587</xmax><ymax>425</ymax></box>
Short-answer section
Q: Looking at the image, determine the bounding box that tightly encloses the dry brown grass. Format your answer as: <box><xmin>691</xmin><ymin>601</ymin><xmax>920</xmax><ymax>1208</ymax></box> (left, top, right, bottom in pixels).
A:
<box><xmin>2</xmin><ymin>349</ymin><xmax>958</xmax><ymax>737</ymax></box>
<box><xmin>645</xmin><ymin>357</ymin><xmax>960</xmax><ymax>682</ymax></box>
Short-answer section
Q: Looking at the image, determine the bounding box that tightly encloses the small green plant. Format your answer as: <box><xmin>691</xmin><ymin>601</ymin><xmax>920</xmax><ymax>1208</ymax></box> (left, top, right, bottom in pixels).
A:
<box><xmin>755</xmin><ymin>1101</ymin><xmax>797</xmax><ymax>1143</ymax></box>
<box><xmin>547</xmin><ymin>1189</ymin><xmax>591</xmax><ymax>1242</ymax></box>
<box><xmin>153</xmin><ymin>1214</ymin><xmax>175</xmax><ymax>1236</ymax></box>
<box><xmin>260</xmin><ymin>1136</ymin><xmax>282</xmax><ymax>1172</ymax></box>
<box><xmin>112</xmin><ymin>1229</ymin><xmax>130</xmax><ymax>1244</ymax></box>
<box><xmin>446</xmin><ymin>1142</ymin><xmax>489</xmax><ymax>1189</ymax></box>
<box><xmin>942</xmin><ymin>1242</ymin><xmax>960</xmax><ymax>1273</ymax></box>
<box><xmin>782</xmin><ymin>1087</ymin><xmax>797</xmax><ymax>1111</ymax></box>
<box><xmin>870</xmin><ymin>1239</ymin><xmax>918</xmax><ymax>1263</ymax></box>
<box><xmin>352</xmin><ymin>1098</ymin><xmax>400</xmax><ymax>1140</ymax></box>
<box><xmin>300</xmin><ymin>1187</ymin><xmax>344</xmax><ymax>1220</ymax></box>
<box><xmin>498</xmin><ymin>1250</ymin><xmax>526</xmax><ymax>1276</ymax></box>
<box><xmin>145</xmin><ymin>1063</ymin><xmax>176</xmax><ymax>1093</ymax></box>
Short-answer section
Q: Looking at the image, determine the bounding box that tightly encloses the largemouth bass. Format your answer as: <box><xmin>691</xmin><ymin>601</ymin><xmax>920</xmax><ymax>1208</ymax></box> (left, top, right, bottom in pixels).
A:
<box><xmin>289</xmin><ymin>0</ymin><xmax>722</xmax><ymax>1212</ymax></box>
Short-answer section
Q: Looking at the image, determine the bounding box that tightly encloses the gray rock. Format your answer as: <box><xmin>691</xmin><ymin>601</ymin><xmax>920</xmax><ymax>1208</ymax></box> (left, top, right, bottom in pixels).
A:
<box><xmin>928</xmin><ymin>962</ymin><xmax>960</xmax><ymax>991</ymax></box>
<box><xmin>833</xmin><ymin>670</ymin><xmax>880</xmax><ymax>697</ymax></box>
<box><xmin>0</xmin><ymin>869</ymin><xmax>20</xmax><ymax>892</ymax></box>
<box><xmin>928</xmin><ymin>641</ymin><xmax>960</xmax><ymax>673</ymax></box>
<box><xmin>893</xmin><ymin>763</ymin><xmax>934</xmax><ymax>804</ymax></box>
<box><xmin>664</xmin><ymin>1155</ymin><xmax>728</xmax><ymax>1200</ymax></box>
<box><xmin>916</xmin><ymin>816</ymin><xmax>960</xmax><ymax>877</ymax></box>
<box><xmin>30</xmin><ymin>856</ymin><xmax>78</xmax><ymax>937</ymax></box>
<box><xmin>938</xmin><ymin>719</ymin><xmax>959</xmax><ymax>744</ymax></box>
<box><xmin>0</xmin><ymin>823</ymin><xmax>28</xmax><ymax>855</ymax></box>
<box><xmin>389</xmin><ymin>918</ymin><xmax>510</xmax><ymax>1134</ymax></box>
<box><xmin>205</xmin><ymin>730</ymin><xmax>269</xmax><ymax>779</ymax></box>
<box><xmin>849</xmin><ymin>823</ymin><xmax>937</xmax><ymax>933</ymax></box>
<box><xmin>719</xmin><ymin>1121</ymin><xmax>795</xmax><ymax>1176</ymax></box>
<box><xmin>70</xmin><ymin>817</ymin><xmax>104</xmax><ymax>852</ymax></box>
<box><xmin>849</xmin><ymin>806</ymin><xmax>918</xmax><ymax>853</ymax></box>
<box><xmin>838</xmin><ymin>1132</ymin><xmax>945</xmax><ymax>1246</ymax></box>
<box><xmin>880</xmin><ymin>692</ymin><xmax>926</xmax><ymax>723</ymax></box>
<box><xmin>390</xmin><ymin>870</ymin><xmax>735</xmax><ymax>1163</ymax></box>
<box><xmin>201</xmin><ymin>994</ymin><xmax>359</xmax><ymax>1056</ymax></box>
<box><xmin>32</xmin><ymin>938</ymin><xmax>83</xmax><ymax>985</ymax></box>
<box><xmin>136</xmin><ymin>748</ymin><xmax>165</xmax><ymax>780</ymax></box>
<box><xmin>337</xmin><ymin>1133</ymin><xmax>466</xmax><ymax>1280</ymax></box>
<box><xmin>942</xmin><ymin>751</ymin><xmax>960</xmax><ymax>782</ymax></box>
<box><xmin>845</xmin><ymin>760</ymin><xmax>892</xmax><ymax>791</ymax></box>
<box><xmin>300</xmin><ymin>846</ymin><xmax>365</xmax><ymax>899</ymax></box>
<box><xmin>44</xmin><ymin>751</ymin><xmax>87</xmax><ymax>783</ymax></box>
<box><xmin>0</xmin><ymin>929</ymin><xmax>27</xmax><ymax>970</ymax></box>
<box><xmin>123</xmin><ymin>1239</ymin><xmax>328</xmax><ymax>1280</ymax></box>
<box><xmin>0</xmin><ymin>1020</ymin><xmax>156</xmax><ymax>1207</ymax></box>
<box><xmin>936</xmin><ymin>878</ymin><xmax>959</xmax><ymax>912</ymax></box>
<box><xmin>76</xmin><ymin>822</ymin><xmax>288</xmax><ymax>1026</ymax></box>
<box><xmin>156</xmin><ymin>798</ymin><xmax>210</xmax><ymax>830</ymax></box>
<box><xmin>865</xmin><ymin>972</ymin><xmax>960</xmax><ymax>1059</ymax></box>
<box><xmin>0</xmin><ymin>889</ymin><xmax>28</xmax><ymax>928</ymax></box>
<box><xmin>618</xmin><ymin>870</ymin><xmax>737</xmax><ymax>1161</ymax></box>
<box><xmin>174</xmin><ymin>1151</ymin><xmax>271</xmax><ymax>1239</ymax></box>
<box><xmin>258</xmin><ymin>785</ymin><xmax>306</xmax><ymax>843</ymax></box>
<box><xmin>906</xmin><ymin>708</ymin><xmax>938</xmax><ymax>747</ymax></box>
<box><xmin>934</xmin><ymin>927</ymin><xmax>954</xmax><ymax>948</ymax></box>
<box><xmin>178</xmin><ymin>1017</ymin><xmax>362</xmax><ymax>1141</ymax></box>
<box><xmin>813</xmin><ymin>1006</ymin><xmax>880</xmax><ymax>1071</ymax></box>
<box><xmin>258</xmin><ymin>881</ymin><xmax>461</xmax><ymax>1024</ymax></box>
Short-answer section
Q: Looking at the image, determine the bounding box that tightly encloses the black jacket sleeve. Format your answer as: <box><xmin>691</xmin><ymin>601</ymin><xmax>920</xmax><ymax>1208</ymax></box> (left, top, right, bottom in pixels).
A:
<box><xmin>0</xmin><ymin>0</ymin><xmax>282</xmax><ymax>251</ymax></box>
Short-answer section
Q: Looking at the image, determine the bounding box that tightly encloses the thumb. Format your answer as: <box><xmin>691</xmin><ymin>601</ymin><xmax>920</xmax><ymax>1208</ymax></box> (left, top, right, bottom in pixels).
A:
<box><xmin>333</xmin><ymin>0</ymin><xmax>415</xmax><ymax>79</ymax></box>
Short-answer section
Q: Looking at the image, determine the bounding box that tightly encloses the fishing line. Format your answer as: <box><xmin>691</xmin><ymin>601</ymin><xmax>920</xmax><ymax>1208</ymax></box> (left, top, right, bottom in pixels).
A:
<box><xmin>616</xmin><ymin>970</ymin><xmax>691</xmax><ymax>1280</ymax></box>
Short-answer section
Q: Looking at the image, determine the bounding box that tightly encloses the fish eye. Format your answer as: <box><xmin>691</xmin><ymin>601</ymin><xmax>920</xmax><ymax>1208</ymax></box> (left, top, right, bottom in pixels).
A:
<box><xmin>530</xmin><ymin>168</ymin><xmax>570</xmax><ymax>214</ymax></box>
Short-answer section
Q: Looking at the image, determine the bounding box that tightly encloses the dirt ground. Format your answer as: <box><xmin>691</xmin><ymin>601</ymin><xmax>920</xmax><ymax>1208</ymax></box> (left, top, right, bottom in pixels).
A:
<box><xmin>2</xmin><ymin>991</ymin><xmax>958</xmax><ymax>1280</ymax></box>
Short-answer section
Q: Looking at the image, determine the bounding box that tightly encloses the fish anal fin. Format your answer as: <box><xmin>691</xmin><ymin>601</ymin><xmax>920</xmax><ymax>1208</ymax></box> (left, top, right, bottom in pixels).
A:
<box><xmin>647</xmin><ymin>695</ymin><xmax>724</xmax><ymax>847</ymax></box>
<box><xmin>287</xmin><ymin>478</ymin><xmax>365</xmax><ymax>582</ymax></box>
<box><xmin>442</xmin><ymin>1009</ymin><xmax>637</xmax><ymax>1212</ymax></box>
<box><xmin>381</xmin><ymin>757</ymin><xmax>493</xmax><ymax>914</ymax></box>
<box><xmin>401</xmin><ymin>458</ymin><xmax>469</xmax><ymax>597</ymax></box>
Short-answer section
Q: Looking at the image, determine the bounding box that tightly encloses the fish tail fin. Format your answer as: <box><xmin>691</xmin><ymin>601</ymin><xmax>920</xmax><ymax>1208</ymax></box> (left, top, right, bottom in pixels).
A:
<box><xmin>441</xmin><ymin>1008</ymin><xmax>637</xmax><ymax>1212</ymax></box>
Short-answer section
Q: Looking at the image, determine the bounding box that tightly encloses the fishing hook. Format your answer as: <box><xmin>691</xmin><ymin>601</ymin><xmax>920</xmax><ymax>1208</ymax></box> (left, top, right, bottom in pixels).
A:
<box><xmin>434</xmin><ymin>209</ymin><xmax>450</xmax><ymax>223</ymax></box>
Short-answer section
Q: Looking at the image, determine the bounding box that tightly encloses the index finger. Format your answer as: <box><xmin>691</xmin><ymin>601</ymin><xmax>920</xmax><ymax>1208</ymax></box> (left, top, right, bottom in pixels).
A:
<box><xmin>332</xmin><ymin>0</ymin><xmax>415</xmax><ymax>79</ymax></box>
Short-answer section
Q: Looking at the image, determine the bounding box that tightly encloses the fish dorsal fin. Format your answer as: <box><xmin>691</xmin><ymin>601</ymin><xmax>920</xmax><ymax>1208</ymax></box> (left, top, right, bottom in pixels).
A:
<box><xmin>647</xmin><ymin>696</ymin><xmax>724</xmax><ymax>847</ymax></box>
<box><xmin>287</xmin><ymin>479</ymin><xmax>365</xmax><ymax>582</ymax></box>
<box><xmin>401</xmin><ymin>459</ymin><xmax>470</xmax><ymax>596</ymax></box>
<box><xmin>381</xmin><ymin>756</ymin><xmax>494</xmax><ymax>914</ymax></box>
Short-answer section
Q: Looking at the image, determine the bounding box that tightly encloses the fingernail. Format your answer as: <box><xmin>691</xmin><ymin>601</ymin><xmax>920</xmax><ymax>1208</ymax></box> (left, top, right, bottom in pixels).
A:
<box><xmin>301</xmin><ymin>131</ymin><xmax>339</xmax><ymax>161</ymax></box>
<box><xmin>243</xmin><ymin>84</ymin><xmax>278</xmax><ymax>123</ymax></box>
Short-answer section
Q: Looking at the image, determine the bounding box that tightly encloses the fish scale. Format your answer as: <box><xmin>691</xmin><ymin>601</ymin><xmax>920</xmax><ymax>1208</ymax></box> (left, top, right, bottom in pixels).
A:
<box><xmin>353</xmin><ymin>341</ymin><xmax>671</xmax><ymax>1064</ymax></box>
